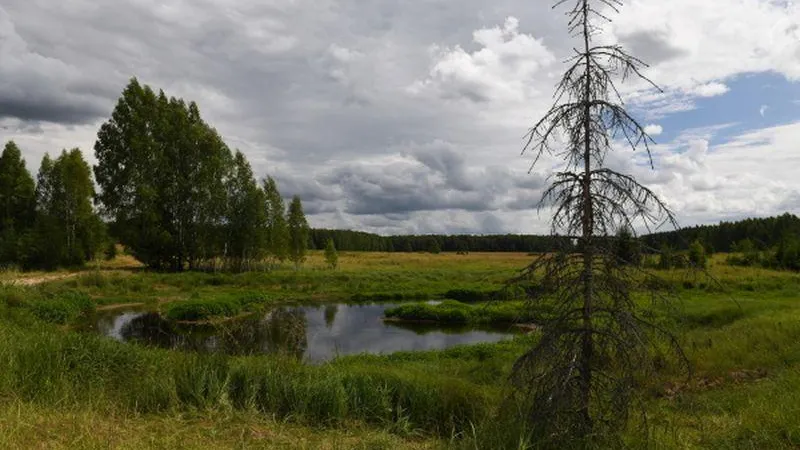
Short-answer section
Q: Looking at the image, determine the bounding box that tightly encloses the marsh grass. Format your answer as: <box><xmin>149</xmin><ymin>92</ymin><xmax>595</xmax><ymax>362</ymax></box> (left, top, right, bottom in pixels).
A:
<box><xmin>0</xmin><ymin>400</ymin><xmax>437</xmax><ymax>450</ymax></box>
<box><xmin>385</xmin><ymin>300</ymin><xmax>535</xmax><ymax>325</ymax></box>
<box><xmin>163</xmin><ymin>293</ymin><xmax>271</xmax><ymax>321</ymax></box>
<box><xmin>1</xmin><ymin>284</ymin><xmax>95</xmax><ymax>324</ymax></box>
<box><xmin>0</xmin><ymin>315</ymin><xmax>503</xmax><ymax>437</ymax></box>
<box><xmin>2</xmin><ymin>252</ymin><xmax>800</xmax><ymax>448</ymax></box>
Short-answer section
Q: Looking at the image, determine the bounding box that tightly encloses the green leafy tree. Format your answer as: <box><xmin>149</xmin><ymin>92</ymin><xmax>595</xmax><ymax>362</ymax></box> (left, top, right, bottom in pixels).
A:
<box><xmin>94</xmin><ymin>79</ymin><xmax>234</xmax><ymax>270</ymax></box>
<box><xmin>324</xmin><ymin>238</ymin><xmax>338</xmax><ymax>269</ymax></box>
<box><xmin>658</xmin><ymin>244</ymin><xmax>674</xmax><ymax>270</ymax></box>
<box><xmin>33</xmin><ymin>149</ymin><xmax>104</xmax><ymax>268</ymax></box>
<box><xmin>225</xmin><ymin>151</ymin><xmax>267</xmax><ymax>271</ymax></box>
<box><xmin>688</xmin><ymin>239</ymin><xmax>707</xmax><ymax>268</ymax></box>
<box><xmin>727</xmin><ymin>238</ymin><xmax>760</xmax><ymax>266</ymax></box>
<box><xmin>286</xmin><ymin>196</ymin><xmax>309</xmax><ymax>270</ymax></box>
<box><xmin>426</xmin><ymin>237</ymin><xmax>441</xmax><ymax>254</ymax></box>
<box><xmin>263</xmin><ymin>176</ymin><xmax>289</xmax><ymax>263</ymax></box>
<box><xmin>612</xmin><ymin>227</ymin><xmax>642</xmax><ymax>266</ymax></box>
<box><xmin>0</xmin><ymin>141</ymin><xmax>36</xmax><ymax>265</ymax></box>
<box><xmin>775</xmin><ymin>235</ymin><xmax>800</xmax><ymax>271</ymax></box>
<box><xmin>104</xmin><ymin>241</ymin><xmax>118</xmax><ymax>261</ymax></box>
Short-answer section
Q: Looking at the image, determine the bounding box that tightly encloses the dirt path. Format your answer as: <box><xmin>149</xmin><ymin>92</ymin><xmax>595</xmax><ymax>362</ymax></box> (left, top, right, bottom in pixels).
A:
<box><xmin>2</xmin><ymin>272</ymin><xmax>80</xmax><ymax>287</ymax></box>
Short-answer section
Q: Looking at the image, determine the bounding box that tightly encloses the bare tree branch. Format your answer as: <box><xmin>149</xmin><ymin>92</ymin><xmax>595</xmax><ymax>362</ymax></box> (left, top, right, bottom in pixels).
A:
<box><xmin>511</xmin><ymin>0</ymin><xmax>688</xmax><ymax>446</ymax></box>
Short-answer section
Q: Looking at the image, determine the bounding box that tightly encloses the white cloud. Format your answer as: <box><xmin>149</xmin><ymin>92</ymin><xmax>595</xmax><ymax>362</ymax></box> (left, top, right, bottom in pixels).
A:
<box><xmin>760</xmin><ymin>105</ymin><xmax>768</xmax><ymax>117</ymax></box>
<box><xmin>626</xmin><ymin>122</ymin><xmax>800</xmax><ymax>226</ymax></box>
<box><xmin>609</xmin><ymin>1</ymin><xmax>799</xmax><ymax>117</ymax></box>
<box><xmin>644</xmin><ymin>124</ymin><xmax>663</xmax><ymax>136</ymax></box>
<box><xmin>408</xmin><ymin>17</ymin><xmax>556</xmax><ymax>104</ymax></box>
<box><xmin>692</xmin><ymin>82</ymin><xmax>730</xmax><ymax>98</ymax></box>
<box><xmin>610</xmin><ymin>0</ymin><xmax>800</xmax><ymax>83</ymax></box>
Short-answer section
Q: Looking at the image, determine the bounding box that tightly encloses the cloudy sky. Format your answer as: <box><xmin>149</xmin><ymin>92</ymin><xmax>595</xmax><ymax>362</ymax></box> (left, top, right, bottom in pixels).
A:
<box><xmin>1</xmin><ymin>0</ymin><xmax>799</xmax><ymax>235</ymax></box>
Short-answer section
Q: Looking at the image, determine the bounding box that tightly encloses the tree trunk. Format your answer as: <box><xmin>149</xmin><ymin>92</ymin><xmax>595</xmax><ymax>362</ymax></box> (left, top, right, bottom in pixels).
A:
<box><xmin>579</xmin><ymin>0</ymin><xmax>594</xmax><ymax>431</ymax></box>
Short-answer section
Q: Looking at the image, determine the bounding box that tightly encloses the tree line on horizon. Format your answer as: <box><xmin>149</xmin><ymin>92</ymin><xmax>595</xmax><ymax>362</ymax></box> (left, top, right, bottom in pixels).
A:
<box><xmin>642</xmin><ymin>212</ymin><xmax>800</xmax><ymax>253</ymax></box>
<box><xmin>310</xmin><ymin>213</ymin><xmax>800</xmax><ymax>260</ymax></box>
<box><xmin>307</xmin><ymin>229</ymin><xmax>571</xmax><ymax>254</ymax></box>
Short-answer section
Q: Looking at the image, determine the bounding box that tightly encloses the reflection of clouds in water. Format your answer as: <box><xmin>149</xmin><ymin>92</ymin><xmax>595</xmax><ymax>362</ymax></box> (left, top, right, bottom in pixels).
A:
<box><xmin>301</xmin><ymin>304</ymin><xmax>511</xmax><ymax>363</ymax></box>
<box><xmin>97</xmin><ymin>311</ymin><xmax>147</xmax><ymax>342</ymax></box>
<box><xmin>92</xmin><ymin>304</ymin><xmax>513</xmax><ymax>363</ymax></box>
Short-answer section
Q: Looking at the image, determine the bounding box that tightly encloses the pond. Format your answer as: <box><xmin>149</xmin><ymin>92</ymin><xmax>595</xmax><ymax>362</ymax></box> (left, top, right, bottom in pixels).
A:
<box><xmin>85</xmin><ymin>303</ymin><xmax>517</xmax><ymax>362</ymax></box>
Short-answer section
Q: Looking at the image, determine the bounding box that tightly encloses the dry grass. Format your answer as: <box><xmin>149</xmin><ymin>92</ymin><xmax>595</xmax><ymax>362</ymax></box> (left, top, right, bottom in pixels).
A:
<box><xmin>0</xmin><ymin>400</ymin><xmax>439</xmax><ymax>450</ymax></box>
<box><xmin>299</xmin><ymin>251</ymin><xmax>533</xmax><ymax>272</ymax></box>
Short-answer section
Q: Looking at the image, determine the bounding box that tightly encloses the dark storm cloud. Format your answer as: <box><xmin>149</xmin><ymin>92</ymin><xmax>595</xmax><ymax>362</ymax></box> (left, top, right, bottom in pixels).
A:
<box><xmin>618</xmin><ymin>30</ymin><xmax>687</xmax><ymax>65</ymax></box>
<box><xmin>325</xmin><ymin>160</ymin><xmax>497</xmax><ymax>215</ymax></box>
<box><xmin>0</xmin><ymin>5</ymin><xmax>119</xmax><ymax>124</ymax></box>
<box><xmin>0</xmin><ymin>94</ymin><xmax>107</xmax><ymax>125</ymax></box>
<box><xmin>279</xmin><ymin>144</ymin><xmax>548</xmax><ymax>217</ymax></box>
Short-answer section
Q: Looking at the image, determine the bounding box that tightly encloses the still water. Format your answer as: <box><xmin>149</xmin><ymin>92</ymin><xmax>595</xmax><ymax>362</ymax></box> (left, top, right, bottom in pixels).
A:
<box><xmin>87</xmin><ymin>303</ymin><xmax>516</xmax><ymax>362</ymax></box>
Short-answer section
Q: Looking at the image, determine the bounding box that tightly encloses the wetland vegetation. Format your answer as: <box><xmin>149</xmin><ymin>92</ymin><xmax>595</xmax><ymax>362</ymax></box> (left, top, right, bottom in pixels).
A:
<box><xmin>1</xmin><ymin>0</ymin><xmax>798</xmax><ymax>443</ymax></box>
<box><xmin>0</xmin><ymin>250</ymin><xmax>799</xmax><ymax>448</ymax></box>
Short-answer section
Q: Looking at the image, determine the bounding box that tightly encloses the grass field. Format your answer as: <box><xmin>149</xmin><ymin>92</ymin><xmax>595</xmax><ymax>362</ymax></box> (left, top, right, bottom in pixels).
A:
<box><xmin>1</xmin><ymin>251</ymin><xmax>800</xmax><ymax>448</ymax></box>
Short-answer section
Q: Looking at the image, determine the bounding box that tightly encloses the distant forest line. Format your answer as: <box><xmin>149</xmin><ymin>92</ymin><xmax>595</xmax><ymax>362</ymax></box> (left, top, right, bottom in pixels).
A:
<box><xmin>308</xmin><ymin>213</ymin><xmax>800</xmax><ymax>254</ymax></box>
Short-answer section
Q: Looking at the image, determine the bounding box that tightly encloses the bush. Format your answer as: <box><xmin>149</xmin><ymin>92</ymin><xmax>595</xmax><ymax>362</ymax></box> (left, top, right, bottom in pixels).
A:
<box><xmin>104</xmin><ymin>241</ymin><xmax>118</xmax><ymax>261</ymax></box>
<box><xmin>689</xmin><ymin>240</ymin><xmax>707</xmax><ymax>268</ymax></box>
<box><xmin>658</xmin><ymin>246</ymin><xmax>674</xmax><ymax>269</ymax></box>
<box><xmin>774</xmin><ymin>237</ymin><xmax>800</xmax><ymax>271</ymax></box>
<box><xmin>727</xmin><ymin>239</ymin><xmax>762</xmax><ymax>267</ymax></box>
<box><xmin>1</xmin><ymin>286</ymin><xmax>26</xmax><ymax>308</ymax></box>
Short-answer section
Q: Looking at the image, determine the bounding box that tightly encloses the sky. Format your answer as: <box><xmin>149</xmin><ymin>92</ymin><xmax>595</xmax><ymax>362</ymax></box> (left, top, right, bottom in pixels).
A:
<box><xmin>1</xmin><ymin>0</ymin><xmax>799</xmax><ymax>235</ymax></box>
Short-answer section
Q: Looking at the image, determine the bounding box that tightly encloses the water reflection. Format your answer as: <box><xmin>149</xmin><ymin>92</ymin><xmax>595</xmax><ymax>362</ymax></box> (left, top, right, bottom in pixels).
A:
<box><xmin>89</xmin><ymin>303</ymin><xmax>515</xmax><ymax>363</ymax></box>
<box><xmin>323</xmin><ymin>304</ymin><xmax>338</xmax><ymax>329</ymax></box>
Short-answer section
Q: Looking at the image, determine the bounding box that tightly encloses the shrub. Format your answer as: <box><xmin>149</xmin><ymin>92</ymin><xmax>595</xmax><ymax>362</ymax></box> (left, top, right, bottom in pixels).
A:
<box><xmin>104</xmin><ymin>241</ymin><xmax>117</xmax><ymax>261</ymax></box>
<box><xmin>727</xmin><ymin>239</ymin><xmax>762</xmax><ymax>267</ymax></box>
<box><xmin>774</xmin><ymin>237</ymin><xmax>800</xmax><ymax>271</ymax></box>
<box><xmin>689</xmin><ymin>240</ymin><xmax>707</xmax><ymax>268</ymax></box>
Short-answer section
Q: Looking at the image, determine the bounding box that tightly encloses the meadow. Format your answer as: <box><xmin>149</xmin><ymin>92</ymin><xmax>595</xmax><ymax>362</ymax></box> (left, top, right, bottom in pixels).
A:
<box><xmin>0</xmin><ymin>251</ymin><xmax>799</xmax><ymax>449</ymax></box>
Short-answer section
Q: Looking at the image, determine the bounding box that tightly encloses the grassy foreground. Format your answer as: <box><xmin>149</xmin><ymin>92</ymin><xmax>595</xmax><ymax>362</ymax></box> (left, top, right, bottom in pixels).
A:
<box><xmin>1</xmin><ymin>251</ymin><xmax>800</xmax><ymax>448</ymax></box>
<box><xmin>0</xmin><ymin>402</ymin><xmax>437</xmax><ymax>450</ymax></box>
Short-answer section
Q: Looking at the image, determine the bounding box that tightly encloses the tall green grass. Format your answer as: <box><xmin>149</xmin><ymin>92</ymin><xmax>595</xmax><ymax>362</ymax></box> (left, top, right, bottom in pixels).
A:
<box><xmin>163</xmin><ymin>293</ymin><xmax>271</xmax><ymax>321</ymax></box>
<box><xmin>0</xmin><ymin>317</ymin><xmax>499</xmax><ymax>436</ymax></box>
<box><xmin>1</xmin><ymin>284</ymin><xmax>94</xmax><ymax>324</ymax></box>
<box><xmin>385</xmin><ymin>300</ymin><xmax>535</xmax><ymax>325</ymax></box>
<box><xmin>4</xmin><ymin>255</ymin><xmax>800</xmax><ymax>448</ymax></box>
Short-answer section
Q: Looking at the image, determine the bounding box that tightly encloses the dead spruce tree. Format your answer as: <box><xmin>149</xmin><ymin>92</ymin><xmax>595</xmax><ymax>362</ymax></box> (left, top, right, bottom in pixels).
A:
<box><xmin>512</xmin><ymin>0</ymin><xmax>686</xmax><ymax>446</ymax></box>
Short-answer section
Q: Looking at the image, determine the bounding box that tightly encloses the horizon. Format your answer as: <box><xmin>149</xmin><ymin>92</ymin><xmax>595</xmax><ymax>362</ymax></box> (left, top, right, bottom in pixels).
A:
<box><xmin>1</xmin><ymin>1</ymin><xmax>799</xmax><ymax>235</ymax></box>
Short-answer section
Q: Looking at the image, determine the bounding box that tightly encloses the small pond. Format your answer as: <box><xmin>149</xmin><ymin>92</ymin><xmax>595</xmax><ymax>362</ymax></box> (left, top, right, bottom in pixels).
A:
<box><xmin>85</xmin><ymin>303</ymin><xmax>517</xmax><ymax>362</ymax></box>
